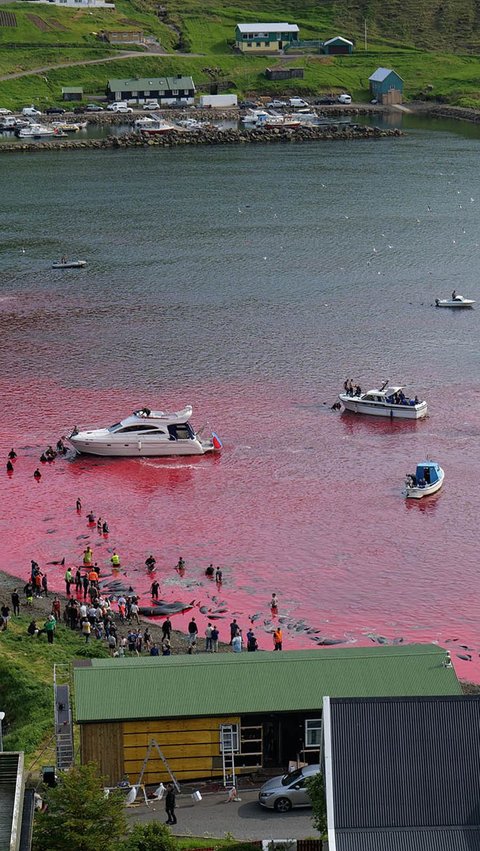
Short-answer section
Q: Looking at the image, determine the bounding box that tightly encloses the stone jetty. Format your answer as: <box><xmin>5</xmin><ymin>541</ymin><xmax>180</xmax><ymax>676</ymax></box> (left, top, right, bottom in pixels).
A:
<box><xmin>0</xmin><ymin>123</ymin><xmax>402</xmax><ymax>154</ymax></box>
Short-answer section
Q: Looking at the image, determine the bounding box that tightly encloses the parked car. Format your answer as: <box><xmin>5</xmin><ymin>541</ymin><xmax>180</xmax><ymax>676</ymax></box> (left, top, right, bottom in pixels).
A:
<box><xmin>289</xmin><ymin>97</ymin><xmax>309</xmax><ymax>107</ymax></box>
<box><xmin>266</xmin><ymin>99</ymin><xmax>288</xmax><ymax>108</ymax></box>
<box><xmin>107</xmin><ymin>102</ymin><xmax>134</xmax><ymax>113</ymax></box>
<box><xmin>143</xmin><ymin>100</ymin><xmax>160</xmax><ymax>111</ymax></box>
<box><xmin>22</xmin><ymin>106</ymin><xmax>42</xmax><ymax>117</ymax></box>
<box><xmin>314</xmin><ymin>96</ymin><xmax>336</xmax><ymax>105</ymax></box>
<box><xmin>338</xmin><ymin>93</ymin><xmax>352</xmax><ymax>104</ymax></box>
<box><xmin>85</xmin><ymin>104</ymin><xmax>104</xmax><ymax>112</ymax></box>
<box><xmin>0</xmin><ymin>107</ymin><xmax>12</xmax><ymax>115</ymax></box>
<box><xmin>45</xmin><ymin>107</ymin><xmax>66</xmax><ymax>115</ymax></box>
<box><xmin>239</xmin><ymin>100</ymin><xmax>258</xmax><ymax>109</ymax></box>
<box><xmin>258</xmin><ymin>764</ymin><xmax>320</xmax><ymax>812</ymax></box>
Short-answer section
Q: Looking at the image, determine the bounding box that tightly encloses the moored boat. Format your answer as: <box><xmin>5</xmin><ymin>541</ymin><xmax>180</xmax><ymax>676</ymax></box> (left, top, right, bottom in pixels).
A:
<box><xmin>15</xmin><ymin>123</ymin><xmax>59</xmax><ymax>139</ymax></box>
<box><xmin>134</xmin><ymin>116</ymin><xmax>177</xmax><ymax>135</ymax></box>
<box><xmin>405</xmin><ymin>460</ymin><xmax>444</xmax><ymax>498</ymax></box>
<box><xmin>339</xmin><ymin>381</ymin><xmax>427</xmax><ymax>419</ymax></box>
<box><xmin>68</xmin><ymin>405</ymin><xmax>222</xmax><ymax>457</ymax></box>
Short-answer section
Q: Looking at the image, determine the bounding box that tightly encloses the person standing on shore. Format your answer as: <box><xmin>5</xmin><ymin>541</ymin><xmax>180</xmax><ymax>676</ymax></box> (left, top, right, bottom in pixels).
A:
<box><xmin>187</xmin><ymin>617</ymin><xmax>198</xmax><ymax>647</ymax></box>
<box><xmin>41</xmin><ymin>573</ymin><xmax>48</xmax><ymax>597</ymax></box>
<box><xmin>165</xmin><ymin>784</ymin><xmax>177</xmax><ymax>825</ymax></box>
<box><xmin>273</xmin><ymin>627</ymin><xmax>283</xmax><ymax>651</ymax></box>
<box><xmin>232</xmin><ymin>630</ymin><xmax>243</xmax><ymax>653</ymax></box>
<box><xmin>230</xmin><ymin>618</ymin><xmax>239</xmax><ymax>644</ymax></box>
<box><xmin>205</xmin><ymin>622</ymin><xmax>213</xmax><ymax>652</ymax></box>
<box><xmin>162</xmin><ymin>617</ymin><xmax>172</xmax><ymax>641</ymax></box>
<box><xmin>11</xmin><ymin>589</ymin><xmax>20</xmax><ymax>616</ymax></box>
<box><xmin>64</xmin><ymin>567</ymin><xmax>73</xmax><ymax>596</ymax></box>
<box><xmin>211</xmin><ymin>625</ymin><xmax>219</xmax><ymax>652</ymax></box>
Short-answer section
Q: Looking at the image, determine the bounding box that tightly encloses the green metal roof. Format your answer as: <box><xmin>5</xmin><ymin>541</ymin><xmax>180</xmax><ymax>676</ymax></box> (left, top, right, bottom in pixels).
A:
<box><xmin>61</xmin><ymin>87</ymin><xmax>83</xmax><ymax>93</ymax></box>
<box><xmin>107</xmin><ymin>77</ymin><xmax>194</xmax><ymax>92</ymax></box>
<box><xmin>74</xmin><ymin>645</ymin><xmax>460</xmax><ymax>723</ymax></box>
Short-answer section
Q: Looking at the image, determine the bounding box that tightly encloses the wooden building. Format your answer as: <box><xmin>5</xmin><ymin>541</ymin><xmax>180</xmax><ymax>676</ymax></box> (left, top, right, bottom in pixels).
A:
<box><xmin>106</xmin><ymin>76</ymin><xmax>195</xmax><ymax>105</ymax></box>
<box><xmin>235</xmin><ymin>23</ymin><xmax>299</xmax><ymax>53</ymax></box>
<box><xmin>265</xmin><ymin>68</ymin><xmax>304</xmax><ymax>81</ymax></box>
<box><xmin>61</xmin><ymin>86</ymin><xmax>83</xmax><ymax>101</ymax></box>
<box><xmin>369</xmin><ymin>67</ymin><xmax>404</xmax><ymax>104</ymax></box>
<box><xmin>321</xmin><ymin>36</ymin><xmax>353</xmax><ymax>55</ymax></box>
<box><xmin>74</xmin><ymin>645</ymin><xmax>460</xmax><ymax>787</ymax></box>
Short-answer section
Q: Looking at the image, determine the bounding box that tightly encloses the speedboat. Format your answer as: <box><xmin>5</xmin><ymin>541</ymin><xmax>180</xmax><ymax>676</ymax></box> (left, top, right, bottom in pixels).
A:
<box><xmin>52</xmin><ymin>259</ymin><xmax>87</xmax><ymax>269</ymax></box>
<box><xmin>339</xmin><ymin>381</ymin><xmax>427</xmax><ymax>419</ymax></box>
<box><xmin>435</xmin><ymin>294</ymin><xmax>475</xmax><ymax>308</ymax></box>
<box><xmin>405</xmin><ymin>461</ymin><xmax>444</xmax><ymax>498</ymax></box>
<box><xmin>134</xmin><ymin>116</ymin><xmax>177</xmax><ymax>135</ymax></box>
<box><xmin>67</xmin><ymin>405</ymin><xmax>222</xmax><ymax>457</ymax></box>
<box><xmin>15</xmin><ymin>123</ymin><xmax>58</xmax><ymax>139</ymax></box>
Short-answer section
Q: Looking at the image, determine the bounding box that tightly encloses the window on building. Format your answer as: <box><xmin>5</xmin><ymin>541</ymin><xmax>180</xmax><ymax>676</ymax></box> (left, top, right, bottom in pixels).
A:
<box><xmin>256</xmin><ymin>42</ymin><xmax>262</xmax><ymax>47</ymax></box>
<box><xmin>171</xmin><ymin>89</ymin><xmax>179</xmax><ymax>96</ymax></box>
<box><xmin>131</xmin><ymin>91</ymin><xmax>137</xmax><ymax>97</ymax></box>
<box><xmin>144</xmin><ymin>91</ymin><xmax>150</xmax><ymax>97</ymax></box>
<box><xmin>220</xmin><ymin>724</ymin><xmax>239</xmax><ymax>752</ymax></box>
<box><xmin>305</xmin><ymin>718</ymin><xmax>322</xmax><ymax>748</ymax></box>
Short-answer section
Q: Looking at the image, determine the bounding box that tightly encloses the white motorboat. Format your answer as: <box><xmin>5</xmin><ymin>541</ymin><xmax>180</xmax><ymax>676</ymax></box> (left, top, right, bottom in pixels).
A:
<box><xmin>241</xmin><ymin>109</ymin><xmax>272</xmax><ymax>126</ymax></box>
<box><xmin>435</xmin><ymin>293</ymin><xmax>475</xmax><ymax>308</ymax></box>
<box><xmin>52</xmin><ymin>259</ymin><xmax>87</xmax><ymax>269</ymax></box>
<box><xmin>134</xmin><ymin>116</ymin><xmax>177</xmax><ymax>135</ymax></box>
<box><xmin>15</xmin><ymin>123</ymin><xmax>59</xmax><ymax>139</ymax></box>
<box><xmin>51</xmin><ymin>121</ymin><xmax>86</xmax><ymax>133</ymax></box>
<box><xmin>405</xmin><ymin>460</ymin><xmax>444</xmax><ymax>498</ymax></box>
<box><xmin>68</xmin><ymin>405</ymin><xmax>223</xmax><ymax>457</ymax></box>
<box><xmin>264</xmin><ymin>113</ymin><xmax>301</xmax><ymax>130</ymax></box>
<box><xmin>339</xmin><ymin>381</ymin><xmax>427</xmax><ymax>419</ymax></box>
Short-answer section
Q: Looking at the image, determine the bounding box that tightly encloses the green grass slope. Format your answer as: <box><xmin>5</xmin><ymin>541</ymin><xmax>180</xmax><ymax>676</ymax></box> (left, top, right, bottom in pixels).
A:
<box><xmin>0</xmin><ymin>0</ymin><xmax>480</xmax><ymax>107</ymax></box>
<box><xmin>0</xmin><ymin>614</ymin><xmax>108</xmax><ymax>759</ymax></box>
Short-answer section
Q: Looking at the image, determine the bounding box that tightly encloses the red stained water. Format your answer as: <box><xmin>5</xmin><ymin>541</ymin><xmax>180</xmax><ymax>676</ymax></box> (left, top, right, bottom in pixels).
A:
<box><xmin>1</xmin><ymin>371</ymin><xmax>480</xmax><ymax>680</ymax></box>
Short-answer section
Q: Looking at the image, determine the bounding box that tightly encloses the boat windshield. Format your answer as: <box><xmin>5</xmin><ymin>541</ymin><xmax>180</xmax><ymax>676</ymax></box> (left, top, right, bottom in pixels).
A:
<box><xmin>108</xmin><ymin>422</ymin><xmax>121</xmax><ymax>432</ymax></box>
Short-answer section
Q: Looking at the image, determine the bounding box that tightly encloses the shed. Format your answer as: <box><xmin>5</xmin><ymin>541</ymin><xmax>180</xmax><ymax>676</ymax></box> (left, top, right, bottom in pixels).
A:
<box><xmin>61</xmin><ymin>87</ymin><xmax>83</xmax><ymax>101</ymax></box>
<box><xmin>322</xmin><ymin>36</ymin><xmax>353</xmax><ymax>55</ymax></box>
<box><xmin>235</xmin><ymin>22</ymin><xmax>299</xmax><ymax>53</ymax></box>
<box><xmin>323</xmin><ymin>694</ymin><xmax>480</xmax><ymax>850</ymax></box>
<box><xmin>369</xmin><ymin>67</ymin><xmax>404</xmax><ymax>104</ymax></box>
<box><xmin>74</xmin><ymin>644</ymin><xmax>460</xmax><ymax>786</ymax></box>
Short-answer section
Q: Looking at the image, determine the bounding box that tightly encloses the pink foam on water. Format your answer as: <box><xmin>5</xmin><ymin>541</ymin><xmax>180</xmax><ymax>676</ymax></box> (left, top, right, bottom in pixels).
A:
<box><xmin>1</xmin><ymin>374</ymin><xmax>479</xmax><ymax>680</ymax></box>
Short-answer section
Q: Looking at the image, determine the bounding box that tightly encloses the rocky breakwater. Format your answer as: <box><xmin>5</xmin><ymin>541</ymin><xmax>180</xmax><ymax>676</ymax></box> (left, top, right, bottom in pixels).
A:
<box><xmin>0</xmin><ymin>123</ymin><xmax>403</xmax><ymax>154</ymax></box>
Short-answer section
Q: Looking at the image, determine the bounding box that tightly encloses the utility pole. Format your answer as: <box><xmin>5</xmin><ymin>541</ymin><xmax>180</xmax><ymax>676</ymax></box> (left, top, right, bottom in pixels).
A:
<box><xmin>364</xmin><ymin>19</ymin><xmax>368</xmax><ymax>50</ymax></box>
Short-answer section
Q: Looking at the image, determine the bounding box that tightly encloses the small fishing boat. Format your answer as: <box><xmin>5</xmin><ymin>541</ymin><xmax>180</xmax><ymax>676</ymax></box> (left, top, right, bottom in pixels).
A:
<box><xmin>15</xmin><ymin>123</ymin><xmax>59</xmax><ymax>139</ymax></box>
<box><xmin>52</xmin><ymin>259</ymin><xmax>87</xmax><ymax>269</ymax></box>
<box><xmin>435</xmin><ymin>294</ymin><xmax>475</xmax><ymax>308</ymax></box>
<box><xmin>68</xmin><ymin>405</ymin><xmax>222</xmax><ymax>457</ymax></box>
<box><xmin>405</xmin><ymin>460</ymin><xmax>444</xmax><ymax>498</ymax></box>
<box><xmin>339</xmin><ymin>381</ymin><xmax>427</xmax><ymax>419</ymax></box>
<box><xmin>134</xmin><ymin>116</ymin><xmax>177</xmax><ymax>135</ymax></box>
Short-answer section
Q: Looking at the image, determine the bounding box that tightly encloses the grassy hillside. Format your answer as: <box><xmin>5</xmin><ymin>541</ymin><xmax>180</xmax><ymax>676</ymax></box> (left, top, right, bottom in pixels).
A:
<box><xmin>0</xmin><ymin>613</ymin><xmax>108</xmax><ymax>760</ymax></box>
<box><xmin>0</xmin><ymin>0</ymin><xmax>480</xmax><ymax>107</ymax></box>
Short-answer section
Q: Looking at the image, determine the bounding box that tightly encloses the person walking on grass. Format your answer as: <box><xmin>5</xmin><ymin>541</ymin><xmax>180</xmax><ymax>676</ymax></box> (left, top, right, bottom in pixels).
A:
<box><xmin>11</xmin><ymin>589</ymin><xmax>20</xmax><ymax>616</ymax></box>
<box><xmin>165</xmin><ymin>784</ymin><xmax>177</xmax><ymax>825</ymax></box>
<box><xmin>43</xmin><ymin>614</ymin><xmax>56</xmax><ymax>644</ymax></box>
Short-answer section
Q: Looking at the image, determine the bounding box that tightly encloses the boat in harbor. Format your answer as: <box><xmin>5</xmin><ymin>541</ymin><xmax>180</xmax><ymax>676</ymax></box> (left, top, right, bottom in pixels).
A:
<box><xmin>15</xmin><ymin>123</ymin><xmax>60</xmax><ymax>139</ymax></box>
<box><xmin>51</xmin><ymin>121</ymin><xmax>88</xmax><ymax>133</ymax></box>
<box><xmin>435</xmin><ymin>293</ymin><xmax>475</xmax><ymax>308</ymax></box>
<box><xmin>52</xmin><ymin>259</ymin><xmax>87</xmax><ymax>269</ymax></box>
<box><xmin>133</xmin><ymin>116</ymin><xmax>177</xmax><ymax>135</ymax></box>
<box><xmin>264</xmin><ymin>113</ymin><xmax>301</xmax><ymax>130</ymax></box>
<box><xmin>339</xmin><ymin>381</ymin><xmax>428</xmax><ymax>419</ymax></box>
<box><xmin>241</xmin><ymin>108</ymin><xmax>272</xmax><ymax>126</ymax></box>
<box><xmin>405</xmin><ymin>460</ymin><xmax>444</xmax><ymax>498</ymax></box>
<box><xmin>67</xmin><ymin>405</ymin><xmax>223</xmax><ymax>457</ymax></box>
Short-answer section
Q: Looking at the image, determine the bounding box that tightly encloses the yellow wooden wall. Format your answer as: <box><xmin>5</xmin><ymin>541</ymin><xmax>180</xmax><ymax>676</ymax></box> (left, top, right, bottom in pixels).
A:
<box><xmin>80</xmin><ymin>722</ymin><xmax>124</xmax><ymax>786</ymax></box>
<box><xmin>122</xmin><ymin>715</ymin><xmax>240</xmax><ymax>785</ymax></box>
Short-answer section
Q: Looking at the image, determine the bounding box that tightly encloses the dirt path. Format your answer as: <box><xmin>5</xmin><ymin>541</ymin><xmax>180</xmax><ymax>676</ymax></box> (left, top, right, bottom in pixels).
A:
<box><xmin>0</xmin><ymin>49</ymin><xmax>203</xmax><ymax>81</ymax></box>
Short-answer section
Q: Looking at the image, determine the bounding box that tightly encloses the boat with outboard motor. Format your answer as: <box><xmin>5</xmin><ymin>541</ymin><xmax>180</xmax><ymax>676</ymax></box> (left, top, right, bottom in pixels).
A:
<box><xmin>405</xmin><ymin>460</ymin><xmax>444</xmax><ymax>498</ymax></box>
<box><xmin>339</xmin><ymin>381</ymin><xmax>427</xmax><ymax>419</ymax></box>
<box><xmin>68</xmin><ymin>405</ymin><xmax>222</xmax><ymax>457</ymax></box>
<box><xmin>52</xmin><ymin>259</ymin><xmax>87</xmax><ymax>269</ymax></box>
<box><xmin>435</xmin><ymin>291</ymin><xmax>475</xmax><ymax>308</ymax></box>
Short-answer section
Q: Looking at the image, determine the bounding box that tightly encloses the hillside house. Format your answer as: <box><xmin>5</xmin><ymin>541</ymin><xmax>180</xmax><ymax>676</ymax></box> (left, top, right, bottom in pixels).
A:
<box><xmin>324</xmin><ymin>694</ymin><xmax>480</xmax><ymax>850</ymax></box>
<box><xmin>322</xmin><ymin>36</ymin><xmax>353</xmax><ymax>55</ymax></box>
<box><xmin>235</xmin><ymin>23</ymin><xmax>299</xmax><ymax>53</ymax></box>
<box><xmin>107</xmin><ymin>76</ymin><xmax>195</xmax><ymax>105</ymax></box>
<box><xmin>74</xmin><ymin>645</ymin><xmax>460</xmax><ymax>787</ymax></box>
<box><xmin>369</xmin><ymin>67</ymin><xmax>404</xmax><ymax>104</ymax></box>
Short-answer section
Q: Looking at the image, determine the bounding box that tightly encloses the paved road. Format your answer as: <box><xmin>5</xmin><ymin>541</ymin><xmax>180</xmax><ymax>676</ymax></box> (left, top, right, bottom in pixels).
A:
<box><xmin>127</xmin><ymin>789</ymin><xmax>316</xmax><ymax>840</ymax></box>
<box><xmin>0</xmin><ymin>50</ymin><xmax>203</xmax><ymax>81</ymax></box>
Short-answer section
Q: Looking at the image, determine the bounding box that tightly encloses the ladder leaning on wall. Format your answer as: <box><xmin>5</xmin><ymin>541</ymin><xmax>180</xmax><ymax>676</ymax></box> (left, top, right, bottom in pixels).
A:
<box><xmin>220</xmin><ymin>724</ymin><xmax>236</xmax><ymax>789</ymax></box>
<box><xmin>136</xmin><ymin>738</ymin><xmax>180</xmax><ymax>792</ymax></box>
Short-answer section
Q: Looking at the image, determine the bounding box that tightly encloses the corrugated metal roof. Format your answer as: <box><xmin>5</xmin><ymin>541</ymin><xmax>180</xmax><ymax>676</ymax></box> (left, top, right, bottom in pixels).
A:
<box><xmin>328</xmin><ymin>696</ymin><xmax>480</xmax><ymax>847</ymax></box>
<box><xmin>323</xmin><ymin>36</ymin><xmax>353</xmax><ymax>46</ymax></box>
<box><xmin>74</xmin><ymin>645</ymin><xmax>460</xmax><ymax>723</ymax></box>
<box><xmin>108</xmin><ymin>77</ymin><xmax>194</xmax><ymax>91</ymax></box>
<box><xmin>369</xmin><ymin>67</ymin><xmax>403</xmax><ymax>82</ymax></box>
<box><xmin>61</xmin><ymin>87</ymin><xmax>83</xmax><ymax>93</ymax></box>
<box><xmin>237</xmin><ymin>23</ymin><xmax>299</xmax><ymax>33</ymax></box>
<box><xmin>336</xmin><ymin>828</ymin><xmax>480</xmax><ymax>850</ymax></box>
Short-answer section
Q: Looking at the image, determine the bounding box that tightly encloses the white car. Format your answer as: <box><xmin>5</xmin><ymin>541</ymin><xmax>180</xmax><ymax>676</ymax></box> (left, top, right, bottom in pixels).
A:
<box><xmin>266</xmin><ymin>100</ymin><xmax>287</xmax><ymax>108</ymax></box>
<box><xmin>143</xmin><ymin>100</ymin><xmax>160</xmax><ymax>111</ymax></box>
<box><xmin>0</xmin><ymin>108</ymin><xmax>12</xmax><ymax>115</ymax></box>
<box><xmin>107</xmin><ymin>103</ymin><xmax>134</xmax><ymax>113</ymax></box>
<box><xmin>338</xmin><ymin>93</ymin><xmax>352</xmax><ymax>104</ymax></box>
<box><xmin>22</xmin><ymin>106</ymin><xmax>42</xmax><ymax>116</ymax></box>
